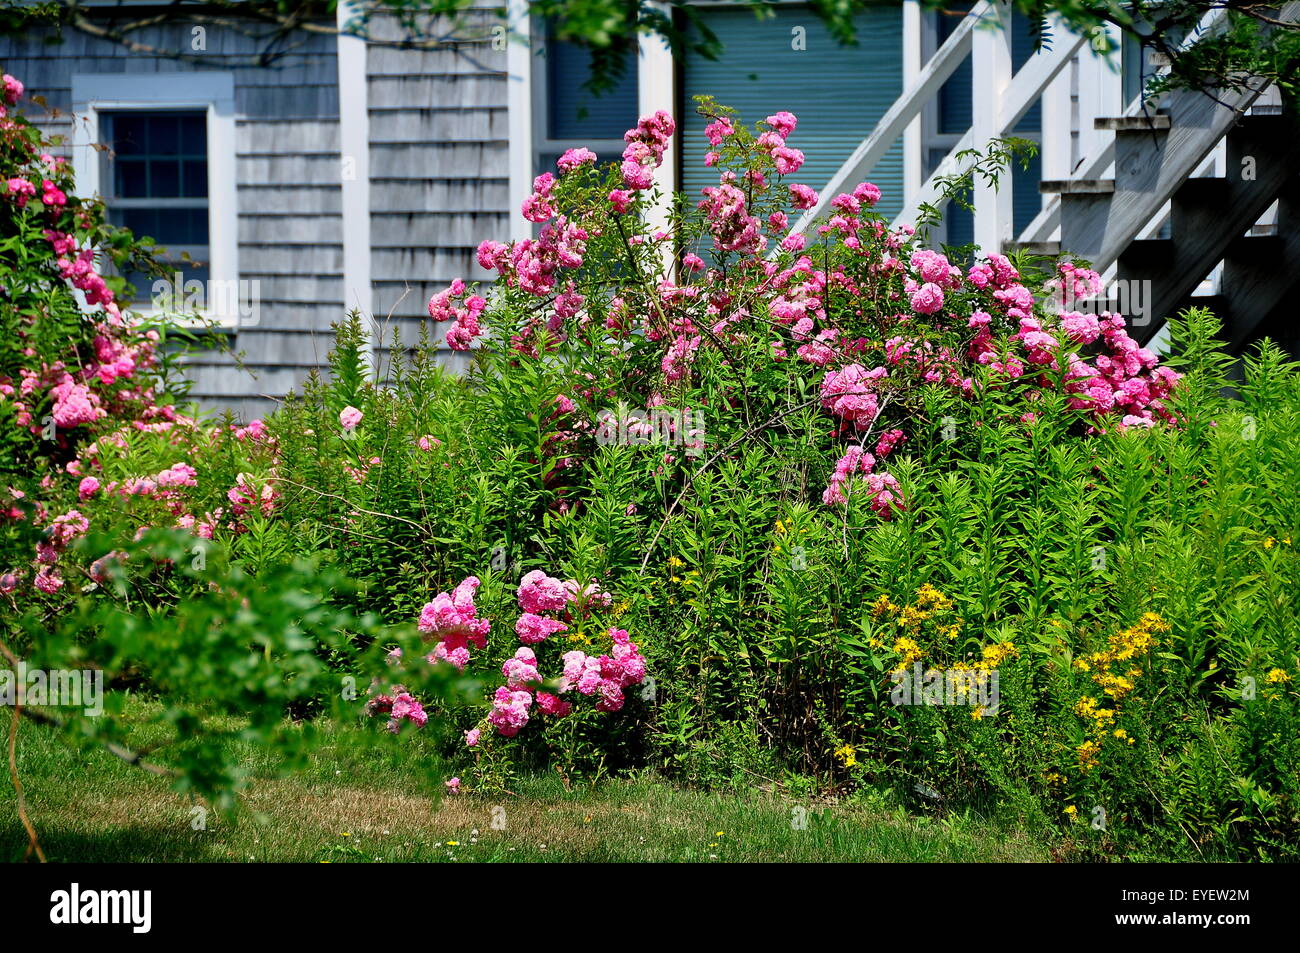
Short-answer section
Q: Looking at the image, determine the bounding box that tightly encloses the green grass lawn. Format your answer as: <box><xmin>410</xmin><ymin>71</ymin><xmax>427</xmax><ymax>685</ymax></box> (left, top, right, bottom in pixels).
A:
<box><xmin>3</xmin><ymin>697</ymin><xmax>1050</xmax><ymax>863</ymax></box>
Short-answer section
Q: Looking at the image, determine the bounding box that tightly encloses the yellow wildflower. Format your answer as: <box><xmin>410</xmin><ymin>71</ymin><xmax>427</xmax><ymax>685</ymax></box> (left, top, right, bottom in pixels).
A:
<box><xmin>892</xmin><ymin>636</ymin><xmax>924</xmax><ymax>665</ymax></box>
<box><xmin>1077</xmin><ymin>739</ymin><xmax>1101</xmax><ymax>770</ymax></box>
<box><xmin>870</xmin><ymin>594</ymin><xmax>899</xmax><ymax>617</ymax></box>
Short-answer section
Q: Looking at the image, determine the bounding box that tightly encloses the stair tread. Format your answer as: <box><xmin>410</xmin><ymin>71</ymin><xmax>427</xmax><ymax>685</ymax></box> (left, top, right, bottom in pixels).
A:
<box><xmin>1226</xmin><ymin>233</ymin><xmax>1285</xmax><ymax>258</ymax></box>
<box><xmin>1095</xmin><ymin>114</ymin><xmax>1172</xmax><ymax>131</ymax></box>
<box><xmin>1041</xmin><ymin>179</ymin><xmax>1116</xmax><ymax>195</ymax></box>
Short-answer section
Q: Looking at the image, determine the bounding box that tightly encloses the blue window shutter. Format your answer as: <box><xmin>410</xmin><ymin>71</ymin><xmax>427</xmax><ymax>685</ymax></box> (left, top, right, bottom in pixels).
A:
<box><xmin>681</xmin><ymin>5</ymin><xmax>905</xmax><ymax>220</ymax></box>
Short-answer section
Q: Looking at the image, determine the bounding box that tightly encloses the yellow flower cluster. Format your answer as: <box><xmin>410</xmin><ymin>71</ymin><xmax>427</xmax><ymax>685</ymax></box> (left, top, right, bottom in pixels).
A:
<box><xmin>1074</xmin><ymin>695</ymin><xmax>1118</xmax><ymax>729</ymax></box>
<box><xmin>979</xmin><ymin>641</ymin><xmax>1018</xmax><ymax>671</ymax></box>
<box><xmin>915</xmin><ymin>584</ymin><xmax>953</xmax><ymax>611</ymax></box>
<box><xmin>869</xmin><ymin>587</ymin><xmax>1021</xmax><ymax>681</ymax></box>
<box><xmin>1265</xmin><ymin>668</ymin><xmax>1292</xmax><ymax>684</ymax></box>
<box><xmin>1073</xmin><ymin>611</ymin><xmax>1166</xmax><ymax>701</ymax></box>
<box><xmin>892</xmin><ymin>636</ymin><xmax>924</xmax><ymax>666</ymax></box>
<box><xmin>1070</xmin><ymin>613</ymin><xmax>1166</xmax><ymax>770</ymax></box>
<box><xmin>870</xmin><ymin>594</ymin><xmax>899</xmax><ymax>618</ymax></box>
<box><xmin>833</xmin><ymin>744</ymin><xmax>857</xmax><ymax>768</ymax></box>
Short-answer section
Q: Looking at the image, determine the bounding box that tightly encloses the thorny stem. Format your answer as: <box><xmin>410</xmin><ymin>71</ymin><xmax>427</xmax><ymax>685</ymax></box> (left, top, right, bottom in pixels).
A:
<box><xmin>637</xmin><ymin>395</ymin><xmax>823</xmax><ymax>575</ymax></box>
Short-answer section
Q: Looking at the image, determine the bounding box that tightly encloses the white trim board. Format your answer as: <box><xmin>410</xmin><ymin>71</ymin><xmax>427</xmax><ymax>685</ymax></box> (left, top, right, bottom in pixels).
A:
<box><xmin>337</xmin><ymin>0</ymin><xmax>374</xmax><ymax>368</ymax></box>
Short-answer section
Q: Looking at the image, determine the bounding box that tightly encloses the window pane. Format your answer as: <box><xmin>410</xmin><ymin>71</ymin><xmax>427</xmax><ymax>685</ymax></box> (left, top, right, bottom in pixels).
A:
<box><xmin>108</xmin><ymin>114</ymin><xmax>148</xmax><ymax>156</ymax></box>
<box><xmin>547</xmin><ymin>36</ymin><xmax>638</xmax><ymax>140</ymax></box>
<box><xmin>114</xmin><ymin>207</ymin><xmax>158</xmax><ymax>238</ymax></box>
<box><xmin>937</xmin><ymin>6</ymin><xmax>974</xmax><ymax>135</ymax></box>
<box><xmin>115</xmin><ymin>159</ymin><xmax>149</xmax><ymax>198</ymax></box>
<box><xmin>148</xmin><ymin>115</ymin><xmax>181</xmax><ymax>155</ymax></box>
<box><xmin>182</xmin><ymin>159</ymin><xmax>208</xmax><ymax>198</ymax></box>
<box><xmin>102</xmin><ymin>110</ymin><xmax>207</xmax><ymax>198</ymax></box>
<box><xmin>180</xmin><ymin>115</ymin><xmax>206</xmax><ymax>154</ymax></box>
<box><xmin>151</xmin><ymin>160</ymin><xmax>181</xmax><ymax>197</ymax></box>
<box><xmin>682</xmin><ymin>6</ymin><xmax>905</xmax><ymax>218</ymax></box>
<box><xmin>122</xmin><ymin>257</ymin><xmax>210</xmax><ymax>305</ymax></box>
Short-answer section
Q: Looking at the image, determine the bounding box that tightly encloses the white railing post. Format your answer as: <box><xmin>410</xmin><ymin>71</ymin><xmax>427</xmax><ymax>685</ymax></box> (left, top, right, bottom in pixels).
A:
<box><xmin>1074</xmin><ymin>22</ymin><xmax>1123</xmax><ymax>180</ymax></box>
<box><xmin>903</xmin><ymin>0</ymin><xmax>923</xmax><ymax>199</ymax></box>
<box><xmin>336</xmin><ymin>0</ymin><xmax>373</xmax><ymax>367</ymax></box>
<box><xmin>971</xmin><ymin>1</ymin><xmax>1013</xmax><ymax>252</ymax></box>
<box><xmin>640</xmin><ymin>1</ymin><xmax>676</xmax><ymax>273</ymax></box>
<box><xmin>506</xmin><ymin>0</ymin><xmax>533</xmax><ymax>243</ymax></box>
<box><xmin>1039</xmin><ymin>62</ymin><xmax>1072</xmax><ymax>185</ymax></box>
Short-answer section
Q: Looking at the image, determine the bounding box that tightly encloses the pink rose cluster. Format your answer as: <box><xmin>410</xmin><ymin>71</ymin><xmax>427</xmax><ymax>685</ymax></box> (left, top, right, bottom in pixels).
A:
<box><xmin>820</xmin><ymin>362</ymin><xmax>887</xmax><ymax>433</ymax></box>
<box><xmin>756</xmin><ymin>111</ymin><xmax>805</xmax><ymax>176</ymax></box>
<box><xmin>478</xmin><ymin>569</ymin><xmax>641</xmax><ymax>737</ymax></box>
<box><xmin>558</xmin><ymin>627</ymin><xmax>647</xmax><ymax>714</ymax></box>
<box><xmin>427</xmin><ymin>277</ymin><xmax>488</xmax><ymax>351</ymax></box>
<box><xmin>620</xmin><ymin>110</ymin><xmax>675</xmax><ymax>191</ymax></box>
<box><xmin>367</xmin><ymin>689</ymin><xmax>429</xmax><ymax>732</ymax></box>
<box><xmin>2</xmin><ymin>73</ymin><xmax>23</xmax><ymax>106</ymax></box>
<box><xmin>699</xmin><ymin>175</ymin><xmax>764</xmax><ymax>255</ymax></box>
<box><xmin>227</xmin><ymin>473</ymin><xmax>278</xmax><ymax>519</ymax></box>
<box><xmin>821</xmin><ymin>446</ymin><xmax>903</xmax><ymax>516</ymax></box>
<box><xmin>476</xmin><ymin>215</ymin><xmax>588</xmax><ymax>300</ymax></box>
<box><xmin>1062</xmin><ymin>314</ymin><xmax>1180</xmax><ymax>428</ymax></box>
<box><xmin>556</xmin><ymin>147</ymin><xmax>597</xmax><ymax>173</ymax></box>
<box><xmin>418</xmin><ymin>575</ymin><xmax>492</xmax><ymax>671</ymax></box>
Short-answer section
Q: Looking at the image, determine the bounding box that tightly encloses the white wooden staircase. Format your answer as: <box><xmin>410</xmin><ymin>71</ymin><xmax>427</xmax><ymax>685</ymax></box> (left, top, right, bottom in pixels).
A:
<box><xmin>795</xmin><ymin>1</ymin><xmax>1300</xmax><ymax>355</ymax></box>
<box><xmin>1024</xmin><ymin>72</ymin><xmax>1300</xmax><ymax>351</ymax></box>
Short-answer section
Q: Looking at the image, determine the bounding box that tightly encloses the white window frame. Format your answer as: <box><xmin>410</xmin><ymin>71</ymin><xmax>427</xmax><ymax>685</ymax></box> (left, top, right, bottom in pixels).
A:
<box><xmin>509</xmin><ymin>4</ymin><xmax>674</xmax><ymax>245</ymax></box>
<box><xmin>70</xmin><ymin>72</ymin><xmax>239</xmax><ymax>329</ymax></box>
<box><xmin>529</xmin><ymin>19</ymin><xmax>638</xmax><ymax>179</ymax></box>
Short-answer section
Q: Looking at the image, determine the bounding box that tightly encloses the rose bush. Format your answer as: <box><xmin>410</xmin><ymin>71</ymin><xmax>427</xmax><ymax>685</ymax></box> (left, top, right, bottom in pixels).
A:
<box><xmin>3</xmin><ymin>70</ymin><xmax>1297</xmax><ymax>859</ymax></box>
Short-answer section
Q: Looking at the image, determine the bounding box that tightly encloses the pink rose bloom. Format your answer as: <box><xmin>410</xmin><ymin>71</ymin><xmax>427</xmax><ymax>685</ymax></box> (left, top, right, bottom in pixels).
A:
<box><xmin>445</xmin><ymin>777</ymin><xmax>461</xmax><ymax>793</ymax></box>
<box><xmin>704</xmin><ymin>117</ymin><xmax>735</xmax><ymax>146</ymax></box>
<box><xmin>910</xmin><ymin>282</ymin><xmax>945</xmax><ymax>315</ymax></box>
<box><xmin>78</xmin><ymin>476</ymin><xmax>101</xmax><ymax>500</ymax></box>
<box><xmin>517</xmin><ymin>569</ymin><xmax>567</xmax><ymax>613</ymax></box>
<box><xmin>34</xmin><ymin>568</ymin><xmax>63</xmax><ymax>594</ymax></box>
<box><xmin>772</xmin><ymin>146</ymin><xmax>804</xmax><ymax>176</ymax></box>
<box><xmin>853</xmin><ymin>181</ymin><xmax>882</xmax><ymax>207</ymax></box>
<box><xmin>516</xmin><ymin>611</ymin><xmax>568</xmax><ymax>645</ymax></box>
<box><xmin>609</xmin><ymin>189</ymin><xmax>634</xmax><ymax>214</ymax></box>
<box><xmin>536</xmin><ymin>692</ymin><xmax>572</xmax><ymax>717</ymax></box>
<box><xmin>50</xmin><ymin>378</ymin><xmax>102</xmax><ymax>428</ymax></box>
<box><xmin>789</xmin><ymin>183</ymin><xmax>819</xmax><ymax>210</ymax></box>
<box><xmin>557</xmin><ymin>147</ymin><xmax>597</xmax><ymax>172</ymax></box>
<box><xmin>0</xmin><ymin>572</ymin><xmax>20</xmax><ymax>594</ymax></box>
<box><xmin>765</xmin><ymin>111</ymin><xmax>798</xmax><ymax>138</ymax></box>
<box><xmin>820</xmin><ymin>363</ymin><xmax>886</xmax><ymax>430</ymax></box>
<box><xmin>596</xmin><ymin>681</ymin><xmax>625</xmax><ymax>712</ymax></box>
<box><xmin>391</xmin><ymin>692</ymin><xmax>428</xmax><ymax>728</ymax></box>
<box><xmin>339</xmin><ymin>406</ymin><xmax>363</xmax><ymax>431</ymax></box>
<box><xmin>465</xmin><ymin>728</ymin><xmax>481</xmax><ymax>747</ymax></box>
<box><xmin>2</xmin><ymin>73</ymin><xmax>24</xmax><ymax>105</ymax></box>
<box><xmin>502</xmin><ymin>646</ymin><xmax>541</xmax><ymax>690</ymax></box>
<box><xmin>419</xmin><ymin>576</ymin><xmax>490</xmax><ymax>649</ymax></box>
<box><xmin>562</xmin><ymin>650</ymin><xmax>588</xmax><ymax>684</ymax></box>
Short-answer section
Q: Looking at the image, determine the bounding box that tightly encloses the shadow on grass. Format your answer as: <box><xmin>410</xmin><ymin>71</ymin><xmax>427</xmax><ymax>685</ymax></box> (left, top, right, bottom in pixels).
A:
<box><xmin>2</xmin><ymin>824</ymin><xmax>217</xmax><ymax>863</ymax></box>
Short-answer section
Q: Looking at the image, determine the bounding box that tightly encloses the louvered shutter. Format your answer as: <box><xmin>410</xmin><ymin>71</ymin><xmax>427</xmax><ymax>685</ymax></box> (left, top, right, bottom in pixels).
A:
<box><xmin>681</xmin><ymin>5</ymin><xmax>905</xmax><ymax>220</ymax></box>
